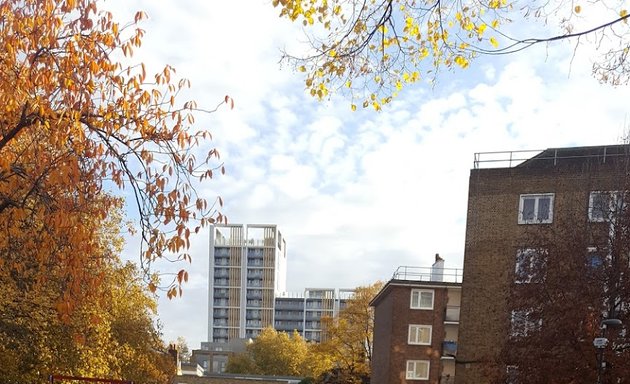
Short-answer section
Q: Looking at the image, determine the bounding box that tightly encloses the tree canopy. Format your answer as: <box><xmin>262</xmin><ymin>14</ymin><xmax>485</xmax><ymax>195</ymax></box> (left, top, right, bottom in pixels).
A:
<box><xmin>318</xmin><ymin>282</ymin><xmax>382</xmax><ymax>383</ymax></box>
<box><xmin>272</xmin><ymin>0</ymin><xmax>630</xmax><ymax>110</ymax></box>
<box><xmin>0</xmin><ymin>208</ymin><xmax>176</xmax><ymax>383</ymax></box>
<box><xmin>226</xmin><ymin>328</ymin><xmax>332</xmax><ymax>378</ymax></box>
<box><xmin>0</xmin><ymin>0</ymin><xmax>227</xmax><ymax>307</ymax></box>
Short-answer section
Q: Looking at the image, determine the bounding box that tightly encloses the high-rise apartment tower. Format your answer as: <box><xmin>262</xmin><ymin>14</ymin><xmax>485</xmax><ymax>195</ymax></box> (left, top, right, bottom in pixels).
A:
<box><xmin>208</xmin><ymin>224</ymin><xmax>287</xmax><ymax>343</ymax></box>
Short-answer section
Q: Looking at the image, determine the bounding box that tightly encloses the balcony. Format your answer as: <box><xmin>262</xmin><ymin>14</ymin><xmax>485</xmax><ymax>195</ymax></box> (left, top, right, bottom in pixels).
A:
<box><xmin>247</xmin><ymin>290</ymin><xmax>263</xmax><ymax>299</ymax></box>
<box><xmin>214</xmin><ymin>258</ymin><xmax>229</xmax><ymax>266</ymax></box>
<box><xmin>445</xmin><ymin>306</ymin><xmax>460</xmax><ymax>322</ymax></box>
<box><xmin>275</xmin><ymin>321</ymin><xmax>303</xmax><ymax>331</ymax></box>
<box><xmin>442</xmin><ymin>340</ymin><xmax>457</xmax><ymax>357</ymax></box>
<box><xmin>213</xmin><ymin>310</ymin><xmax>228</xmax><ymax>318</ymax></box>
<box><xmin>275</xmin><ymin>300</ymin><xmax>304</xmax><ymax>310</ymax></box>
<box><xmin>213</xmin><ymin>299</ymin><xmax>229</xmax><ymax>307</ymax></box>
<box><xmin>214</xmin><ymin>279</ymin><xmax>229</xmax><ymax>286</ymax></box>
<box><xmin>246</xmin><ymin>320</ymin><xmax>262</xmax><ymax>327</ymax></box>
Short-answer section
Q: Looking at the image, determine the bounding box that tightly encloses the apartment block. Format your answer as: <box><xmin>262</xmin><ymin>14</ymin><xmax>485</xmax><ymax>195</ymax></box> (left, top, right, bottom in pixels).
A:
<box><xmin>275</xmin><ymin>288</ymin><xmax>354</xmax><ymax>342</ymax></box>
<box><xmin>371</xmin><ymin>256</ymin><xmax>462</xmax><ymax>384</ymax></box>
<box><xmin>209</xmin><ymin>224</ymin><xmax>287</xmax><ymax>343</ymax></box>
<box><xmin>456</xmin><ymin>145</ymin><xmax>630</xmax><ymax>383</ymax></box>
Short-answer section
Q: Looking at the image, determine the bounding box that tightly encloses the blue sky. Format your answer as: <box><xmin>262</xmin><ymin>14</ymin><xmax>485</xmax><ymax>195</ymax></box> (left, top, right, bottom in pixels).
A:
<box><xmin>110</xmin><ymin>0</ymin><xmax>630</xmax><ymax>349</ymax></box>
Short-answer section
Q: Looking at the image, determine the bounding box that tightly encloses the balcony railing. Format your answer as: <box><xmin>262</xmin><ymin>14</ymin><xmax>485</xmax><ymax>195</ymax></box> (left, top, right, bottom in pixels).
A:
<box><xmin>445</xmin><ymin>306</ymin><xmax>460</xmax><ymax>322</ymax></box>
<box><xmin>392</xmin><ymin>266</ymin><xmax>462</xmax><ymax>283</ymax></box>
<box><xmin>442</xmin><ymin>340</ymin><xmax>457</xmax><ymax>357</ymax></box>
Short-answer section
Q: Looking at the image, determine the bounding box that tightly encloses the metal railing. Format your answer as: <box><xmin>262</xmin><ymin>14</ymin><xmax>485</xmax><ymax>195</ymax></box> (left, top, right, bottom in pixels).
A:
<box><xmin>473</xmin><ymin>149</ymin><xmax>544</xmax><ymax>169</ymax></box>
<box><xmin>473</xmin><ymin>146</ymin><xmax>630</xmax><ymax>169</ymax></box>
<box><xmin>393</xmin><ymin>266</ymin><xmax>463</xmax><ymax>283</ymax></box>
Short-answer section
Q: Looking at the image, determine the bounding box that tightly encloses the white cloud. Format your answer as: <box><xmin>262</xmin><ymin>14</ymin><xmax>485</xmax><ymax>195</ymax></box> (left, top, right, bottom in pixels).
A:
<box><xmin>114</xmin><ymin>0</ymin><xmax>630</xmax><ymax>349</ymax></box>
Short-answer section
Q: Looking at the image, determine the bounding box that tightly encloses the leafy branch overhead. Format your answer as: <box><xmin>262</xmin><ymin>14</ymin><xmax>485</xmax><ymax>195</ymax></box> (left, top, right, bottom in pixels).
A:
<box><xmin>272</xmin><ymin>0</ymin><xmax>630</xmax><ymax>110</ymax></box>
<box><xmin>0</xmin><ymin>0</ymin><xmax>229</xmax><ymax>304</ymax></box>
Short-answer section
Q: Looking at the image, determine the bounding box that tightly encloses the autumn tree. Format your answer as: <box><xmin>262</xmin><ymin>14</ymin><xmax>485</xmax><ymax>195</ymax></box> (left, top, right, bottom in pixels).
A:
<box><xmin>226</xmin><ymin>327</ymin><xmax>331</xmax><ymax>377</ymax></box>
<box><xmin>0</xmin><ymin>0</ymin><xmax>227</xmax><ymax>308</ymax></box>
<box><xmin>495</xmin><ymin>193</ymin><xmax>630</xmax><ymax>384</ymax></box>
<box><xmin>317</xmin><ymin>282</ymin><xmax>383</xmax><ymax>384</ymax></box>
<box><xmin>0</xmin><ymin>207</ymin><xmax>175</xmax><ymax>383</ymax></box>
<box><xmin>272</xmin><ymin>0</ymin><xmax>630</xmax><ymax>110</ymax></box>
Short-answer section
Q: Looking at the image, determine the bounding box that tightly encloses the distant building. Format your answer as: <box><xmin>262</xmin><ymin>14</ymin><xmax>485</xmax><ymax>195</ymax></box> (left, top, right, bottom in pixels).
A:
<box><xmin>275</xmin><ymin>288</ymin><xmax>354</xmax><ymax>342</ymax></box>
<box><xmin>370</xmin><ymin>255</ymin><xmax>462</xmax><ymax>384</ymax></box>
<box><xmin>209</xmin><ymin>224</ymin><xmax>287</xmax><ymax>343</ymax></box>
<box><xmin>456</xmin><ymin>145</ymin><xmax>630</xmax><ymax>383</ymax></box>
<box><xmin>206</xmin><ymin>224</ymin><xmax>352</xmax><ymax>373</ymax></box>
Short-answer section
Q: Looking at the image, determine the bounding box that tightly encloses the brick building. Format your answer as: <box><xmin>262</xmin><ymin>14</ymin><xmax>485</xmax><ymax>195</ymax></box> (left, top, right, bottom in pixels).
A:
<box><xmin>370</xmin><ymin>256</ymin><xmax>462</xmax><ymax>384</ymax></box>
<box><xmin>456</xmin><ymin>145</ymin><xmax>630</xmax><ymax>383</ymax></box>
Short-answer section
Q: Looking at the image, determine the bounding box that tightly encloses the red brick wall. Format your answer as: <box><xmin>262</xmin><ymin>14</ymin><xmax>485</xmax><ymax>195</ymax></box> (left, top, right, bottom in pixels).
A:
<box><xmin>372</xmin><ymin>283</ymin><xmax>452</xmax><ymax>384</ymax></box>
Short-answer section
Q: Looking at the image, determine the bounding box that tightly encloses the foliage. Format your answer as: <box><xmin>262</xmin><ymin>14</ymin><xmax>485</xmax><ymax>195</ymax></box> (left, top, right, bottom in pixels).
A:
<box><xmin>272</xmin><ymin>0</ymin><xmax>630</xmax><ymax>110</ymax></box>
<box><xmin>495</xmin><ymin>194</ymin><xmax>630</xmax><ymax>383</ymax></box>
<box><xmin>226</xmin><ymin>328</ymin><xmax>332</xmax><ymax>378</ymax></box>
<box><xmin>0</xmin><ymin>208</ymin><xmax>175</xmax><ymax>383</ymax></box>
<box><xmin>317</xmin><ymin>282</ymin><xmax>383</xmax><ymax>384</ymax></box>
<box><xmin>0</xmin><ymin>0</ymin><xmax>227</xmax><ymax>306</ymax></box>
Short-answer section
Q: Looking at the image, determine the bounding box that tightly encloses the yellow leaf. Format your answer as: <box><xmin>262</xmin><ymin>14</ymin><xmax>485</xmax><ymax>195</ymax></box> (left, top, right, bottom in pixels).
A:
<box><xmin>574</xmin><ymin>5</ymin><xmax>581</xmax><ymax>13</ymax></box>
<box><xmin>489</xmin><ymin>37</ymin><xmax>499</xmax><ymax>48</ymax></box>
<box><xmin>351</xmin><ymin>104</ymin><xmax>357</xmax><ymax>111</ymax></box>
<box><xmin>621</xmin><ymin>9</ymin><xmax>628</xmax><ymax>17</ymax></box>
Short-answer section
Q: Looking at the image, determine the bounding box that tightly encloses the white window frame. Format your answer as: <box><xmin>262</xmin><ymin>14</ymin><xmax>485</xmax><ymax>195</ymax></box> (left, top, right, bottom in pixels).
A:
<box><xmin>408</xmin><ymin>324</ymin><xmax>432</xmax><ymax>345</ymax></box>
<box><xmin>410</xmin><ymin>289</ymin><xmax>434</xmax><ymax>310</ymax></box>
<box><xmin>518</xmin><ymin>193</ymin><xmax>554</xmax><ymax>224</ymax></box>
<box><xmin>510</xmin><ymin>309</ymin><xmax>542</xmax><ymax>338</ymax></box>
<box><xmin>589</xmin><ymin>191</ymin><xmax>624</xmax><ymax>222</ymax></box>
<box><xmin>514</xmin><ymin>248</ymin><xmax>547</xmax><ymax>284</ymax></box>
<box><xmin>406</xmin><ymin>360</ymin><xmax>430</xmax><ymax>380</ymax></box>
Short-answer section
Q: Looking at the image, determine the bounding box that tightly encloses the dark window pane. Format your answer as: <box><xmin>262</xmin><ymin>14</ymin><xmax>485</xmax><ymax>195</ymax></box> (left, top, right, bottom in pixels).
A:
<box><xmin>537</xmin><ymin>197</ymin><xmax>550</xmax><ymax>221</ymax></box>
<box><xmin>522</xmin><ymin>198</ymin><xmax>535</xmax><ymax>221</ymax></box>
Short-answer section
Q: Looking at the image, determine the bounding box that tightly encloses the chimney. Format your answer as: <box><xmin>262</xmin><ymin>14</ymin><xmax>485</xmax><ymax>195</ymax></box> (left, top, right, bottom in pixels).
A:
<box><xmin>431</xmin><ymin>253</ymin><xmax>445</xmax><ymax>282</ymax></box>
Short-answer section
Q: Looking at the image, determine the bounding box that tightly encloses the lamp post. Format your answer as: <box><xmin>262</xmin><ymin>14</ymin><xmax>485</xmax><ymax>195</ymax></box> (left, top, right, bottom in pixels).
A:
<box><xmin>594</xmin><ymin>318</ymin><xmax>622</xmax><ymax>384</ymax></box>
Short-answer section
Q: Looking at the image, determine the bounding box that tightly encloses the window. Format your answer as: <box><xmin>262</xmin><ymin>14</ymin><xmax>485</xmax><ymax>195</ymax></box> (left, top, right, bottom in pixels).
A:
<box><xmin>406</xmin><ymin>360</ymin><xmax>430</xmax><ymax>380</ymax></box>
<box><xmin>505</xmin><ymin>365</ymin><xmax>519</xmax><ymax>384</ymax></box>
<box><xmin>408</xmin><ymin>324</ymin><xmax>432</xmax><ymax>345</ymax></box>
<box><xmin>587</xmin><ymin>246</ymin><xmax>605</xmax><ymax>268</ymax></box>
<box><xmin>589</xmin><ymin>191</ymin><xmax>625</xmax><ymax>222</ymax></box>
<box><xmin>514</xmin><ymin>248</ymin><xmax>547</xmax><ymax>283</ymax></box>
<box><xmin>510</xmin><ymin>309</ymin><xmax>541</xmax><ymax>337</ymax></box>
<box><xmin>410</xmin><ymin>289</ymin><xmax>434</xmax><ymax>309</ymax></box>
<box><xmin>518</xmin><ymin>194</ymin><xmax>554</xmax><ymax>224</ymax></box>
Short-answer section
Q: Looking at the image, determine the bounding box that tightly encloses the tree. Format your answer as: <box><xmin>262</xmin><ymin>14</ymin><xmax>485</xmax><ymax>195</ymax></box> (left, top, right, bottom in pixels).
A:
<box><xmin>494</xmin><ymin>192</ymin><xmax>630</xmax><ymax>384</ymax></box>
<box><xmin>317</xmin><ymin>282</ymin><xmax>383</xmax><ymax>384</ymax></box>
<box><xmin>272</xmin><ymin>0</ymin><xmax>630</xmax><ymax>110</ymax></box>
<box><xmin>172</xmin><ymin>336</ymin><xmax>191</xmax><ymax>363</ymax></box>
<box><xmin>226</xmin><ymin>327</ymin><xmax>332</xmax><ymax>378</ymax></box>
<box><xmin>0</xmin><ymin>207</ymin><xmax>175</xmax><ymax>383</ymax></box>
<box><xmin>0</xmin><ymin>0</ymin><xmax>227</xmax><ymax>307</ymax></box>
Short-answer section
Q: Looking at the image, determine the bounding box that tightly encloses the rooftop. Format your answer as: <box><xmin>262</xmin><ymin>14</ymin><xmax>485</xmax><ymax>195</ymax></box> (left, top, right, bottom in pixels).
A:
<box><xmin>473</xmin><ymin>145</ymin><xmax>630</xmax><ymax>169</ymax></box>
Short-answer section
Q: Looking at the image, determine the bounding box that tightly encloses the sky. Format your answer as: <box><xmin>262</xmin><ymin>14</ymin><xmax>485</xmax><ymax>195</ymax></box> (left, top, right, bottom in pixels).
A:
<box><xmin>110</xmin><ymin>0</ymin><xmax>630</xmax><ymax>349</ymax></box>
